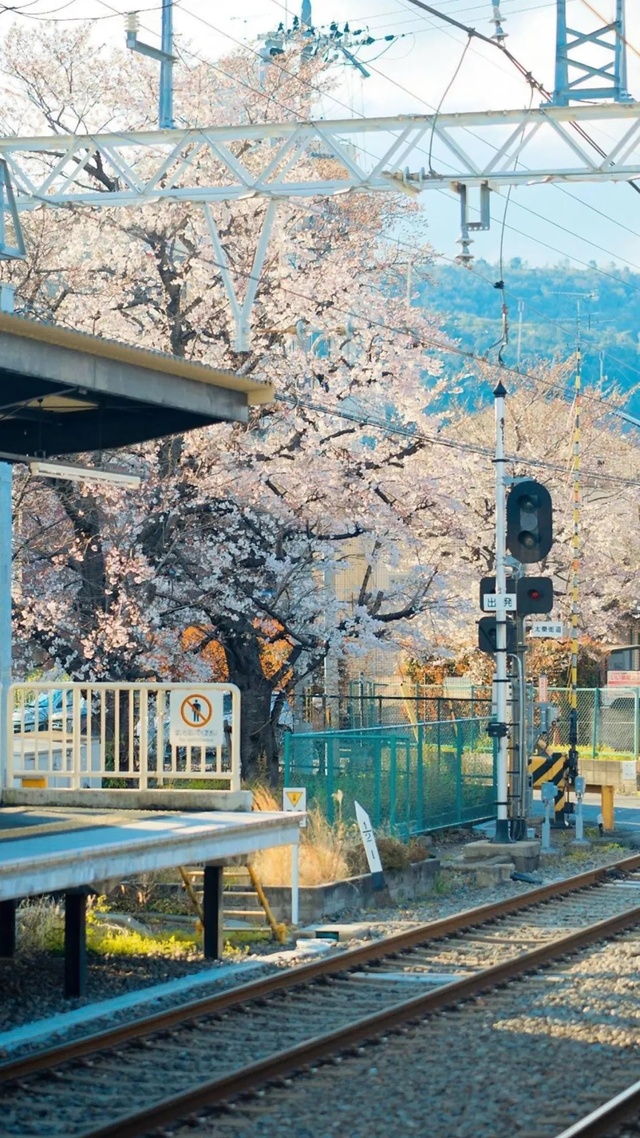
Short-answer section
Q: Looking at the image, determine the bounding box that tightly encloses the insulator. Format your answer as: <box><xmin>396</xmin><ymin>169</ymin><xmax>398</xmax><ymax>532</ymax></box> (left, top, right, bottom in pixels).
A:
<box><xmin>126</xmin><ymin>12</ymin><xmax>139</xmax><ymax>35</ymax></box>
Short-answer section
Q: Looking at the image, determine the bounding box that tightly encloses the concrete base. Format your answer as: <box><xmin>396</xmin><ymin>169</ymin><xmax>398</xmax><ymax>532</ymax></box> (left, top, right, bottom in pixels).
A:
<box><xmin>462</xmin><ymin>839</ymin><xmax>540</xmax><ymax>873</ymax></box>
<box><xmin>445</xmin><ymin>858</ymin><xmax>515</xmax><ymax>887</ymax></box>
<box><xmin>1</xmin><ymin>787</ymin><xmax>253</xmax><ymax>812</ymax></box>
<box><xmin>263</xmin><ymin>859</ymin><xmax>440</xmax><ymax>924</ymax></box>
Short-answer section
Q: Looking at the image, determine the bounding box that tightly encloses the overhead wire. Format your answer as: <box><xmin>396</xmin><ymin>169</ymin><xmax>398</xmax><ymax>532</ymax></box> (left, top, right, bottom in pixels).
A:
<box><xmin>184</xmin><ymin>0</ymin><xmax>640</xmax><ymax>388</ymax></box>
<box><xmin>278</xmin><ymin>392</ymin><xmax>640</xmax><ymax>491</ymax></box>
<box><xmin>1</xmin><ymin>0</ymin><xmax>636</xmax><ymax>509</ymax></box>
<box><xmin>0</xmin><ymin>0</ymin><xmax>170</xmax><ymax>18</ymax></box>
<box><xmin>84</xmin><ymin>0</ymin><xmax>640</xmax><ymax>410</ymax></box>
<box><xmin>173</xmin><ymin>0</ymin><xmax>640</xmax><ymax>300</ymax></box>
<box><xmin>6</xmin><ymin>0</ymin><xmax>640</xmax><ymax>435</ymax></box>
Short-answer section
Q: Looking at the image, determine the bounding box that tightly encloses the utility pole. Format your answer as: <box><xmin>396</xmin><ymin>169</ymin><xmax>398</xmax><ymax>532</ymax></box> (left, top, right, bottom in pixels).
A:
<box><xmin>493</xmin><ymin>380</ymin><xmax>510</xmax><ymax>842</ymax></box>
<box><xmin>126</xmin><ymin>0</ymin><xmax>175</xmax><ymax>129</ymax></box>
<box><xmin>567</xmin><ymin>311</ymin><xmax>582</xmax><ymax>799</ymax></box>
<box><xmin>159</xmin><ymin>0</ymin><xmax>174</xmax><ymax>131</ymax></box>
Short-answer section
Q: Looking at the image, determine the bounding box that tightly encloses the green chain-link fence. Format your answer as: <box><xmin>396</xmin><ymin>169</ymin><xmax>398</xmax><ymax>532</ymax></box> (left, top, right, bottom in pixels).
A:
<box><xmin>293</xmin><ymin>688</ymin><xmax>491</xmax><ymax>732</ymax></box>
<box><xmin>548</xmin><ymin>687</ymin><xmax>640</xmax><ymax>760</ymax></box>
<box><xmin>283</xmin><ymin>717</ymin><xmax>496</xmax><ymax>835</ymax></box>
<box><xmin>293</xmin><ymin>685</ymin><xmax>640</xmax><ymax>762</ymax></box>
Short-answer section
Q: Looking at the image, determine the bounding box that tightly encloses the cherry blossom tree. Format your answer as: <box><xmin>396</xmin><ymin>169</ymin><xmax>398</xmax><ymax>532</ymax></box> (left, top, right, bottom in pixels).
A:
<box><xmin>3</xmin><ymin>24</ymin><xmax>461</xmax><ymax>778</ymax></box>
<box><xmin>418</xmin><ymin>370</ymin><xmax>640</xmax><ymax>669</ymax></box>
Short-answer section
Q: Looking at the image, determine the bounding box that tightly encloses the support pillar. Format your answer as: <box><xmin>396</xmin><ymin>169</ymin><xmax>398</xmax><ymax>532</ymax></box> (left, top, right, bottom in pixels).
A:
<box><xmin>203</xmin><ymin>863</ymin><xmax>223</xmax><ymax>960</ymax></box>
<box><xmin>0</xmin><ymin>898</ymin><xmax>16</xmax><ymax>957</ymax></box>
<box><xmin>64</xmin><ymin>890</ymin><xmax>87</xmax><ymax>998</ymax></box>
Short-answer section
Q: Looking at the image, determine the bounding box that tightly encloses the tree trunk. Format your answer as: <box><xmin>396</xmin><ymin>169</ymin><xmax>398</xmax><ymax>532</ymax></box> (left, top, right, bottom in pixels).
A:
<box><xmin>223</xmin><ymin>632</ymin><xmax>279</xmax><ymax>784</ymax></box>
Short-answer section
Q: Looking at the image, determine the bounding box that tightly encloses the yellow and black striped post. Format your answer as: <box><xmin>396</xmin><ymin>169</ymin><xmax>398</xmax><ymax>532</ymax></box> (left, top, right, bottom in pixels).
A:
<box><xmin>529</xmin><ymin>750</ymin><xmax>567</xmax><ymax>824</ymax></box>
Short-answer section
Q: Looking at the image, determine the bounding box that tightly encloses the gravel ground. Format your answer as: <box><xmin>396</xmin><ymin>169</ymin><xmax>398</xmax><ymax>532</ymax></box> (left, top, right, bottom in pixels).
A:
<box><xmin>0</xmin><ymin>834</ymin><xmax>633</xmax><ymax>1050</ymax></box>
<box><xmin>176</xmin><ymin>928</ymin><xmax>640</xmax><ymax>1138</ymax></box>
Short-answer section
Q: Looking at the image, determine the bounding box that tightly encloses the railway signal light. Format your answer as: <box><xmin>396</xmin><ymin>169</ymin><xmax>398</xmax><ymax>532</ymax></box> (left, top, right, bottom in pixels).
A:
<box><xmin>516</xmin><ymin>576</ymin><xmax>554</xmax><ymax>615</ymax></box>
<box><xmin>478</xmin><ymin>616</ymin><xmax>517</xmax><ymax>655</ymax></box>
<box><xmin>506</xmin><ymin>479</ymin><xmax>553</xmax><ymax>564</ymax></box>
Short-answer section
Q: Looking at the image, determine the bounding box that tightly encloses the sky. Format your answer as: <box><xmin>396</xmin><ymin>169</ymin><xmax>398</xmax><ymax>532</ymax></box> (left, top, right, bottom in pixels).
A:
<box><xmin>3</xmin><ymin>0</ymin><xmax>640</xmax><ymax>279</ymax></box>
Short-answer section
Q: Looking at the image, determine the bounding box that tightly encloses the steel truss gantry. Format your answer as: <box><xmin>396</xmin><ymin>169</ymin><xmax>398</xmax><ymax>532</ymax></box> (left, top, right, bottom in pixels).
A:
<box><xmin>553</xmin><ymin>0</ymin><xmax>630</xmax><ymax>105</ymax></box>
<box><xmin>3</xmin><ymin>100</ymin><xmax>640</xmax><ymax>346</ymax></box>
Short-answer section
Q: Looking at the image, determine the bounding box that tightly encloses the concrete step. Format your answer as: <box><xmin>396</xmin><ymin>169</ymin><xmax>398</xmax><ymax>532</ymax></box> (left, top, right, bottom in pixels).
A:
<box><xmin>221</xmin><ymin>890</ymin><xmax>264</xmax><ymax>909</ymax></box>
<box><xmin>222</xmin><ymin>908</ymin><xmax>270</xmax><ymax>927</ymax></box>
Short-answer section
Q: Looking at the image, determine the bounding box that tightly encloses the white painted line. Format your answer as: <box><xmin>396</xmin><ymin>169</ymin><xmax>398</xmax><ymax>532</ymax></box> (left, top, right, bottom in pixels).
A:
<box><xmin>0</xmin><ymin>956</ymin><xmax>277</xmax><ymax>1054</ymax></box>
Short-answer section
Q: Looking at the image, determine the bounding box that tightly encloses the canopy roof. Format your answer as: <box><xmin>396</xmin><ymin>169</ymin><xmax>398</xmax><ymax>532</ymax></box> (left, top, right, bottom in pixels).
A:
<box><xmin>0</xmin><ymin>313</ymin><xmax>272</xmax><ymax>455</ymax></box>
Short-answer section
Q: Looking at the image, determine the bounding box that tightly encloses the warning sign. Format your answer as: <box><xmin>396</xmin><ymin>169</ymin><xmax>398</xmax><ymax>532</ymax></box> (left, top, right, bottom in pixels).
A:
<box><xmin>169</xmin><ymin>690</ymin><xmax>224</xmax><ymax>747</ymax></box>
<box><xmin>283</xmin><ymin>786</ymin><xmax>307</xmax><ymax>826</ymax></box>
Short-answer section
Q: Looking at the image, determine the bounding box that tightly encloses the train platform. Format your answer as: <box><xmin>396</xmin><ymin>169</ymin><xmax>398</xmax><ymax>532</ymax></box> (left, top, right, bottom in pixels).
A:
<box><xmin>0</xmin><ymin>805</ymin><xmax>302</xmax><ymax>997</ymax></box>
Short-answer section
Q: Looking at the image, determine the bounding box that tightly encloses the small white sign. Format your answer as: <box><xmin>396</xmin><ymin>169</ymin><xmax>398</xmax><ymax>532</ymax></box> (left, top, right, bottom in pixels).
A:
<box><xmin>169</xmin><ymin>690</ymin><xmax>225</xmax><ymax>747</ymax></box>
<box><xmin>622</xmin><ymin>761</ymin><xmax>637</xmax><ymax>781</ymax></box>
<box><xmin>283</xmin><ymin>786</ymin><xmax>307</xmax><ymax>827</ymax></box>
<box><xmin>354</xmin><ymin>801</ymin><xmax>383</xmax><ymax>878</ymax></box>
<box><xmin>529</xmin><ymin>622</ymin><xmax>563</xmax><ymax>639</ymax></box>
<box><xmin>483</xmin><ymin>593</ymin><xmax>516</xmax><ymax>612</ymax></box>
<box><xmin>538</xmin><ymin>674</ymin><xmax>549</xmax><ymax>702</ymax></box>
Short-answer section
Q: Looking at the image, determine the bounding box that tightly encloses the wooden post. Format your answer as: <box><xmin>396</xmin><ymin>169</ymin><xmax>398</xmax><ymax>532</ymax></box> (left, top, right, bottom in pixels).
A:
<box><xmin>0</xmin><ymin>898</ymin><xmax>16</xmax><ymax>957</ymax></box>
<box><xmin>202</xmin><ymin>864</ymin><xmax>223</xmax><ymax>960</ymax></box>
<box><xmin>64</xmin><ymin>890</ymin><xmax>87</xmax><ymax>998</ymax></box>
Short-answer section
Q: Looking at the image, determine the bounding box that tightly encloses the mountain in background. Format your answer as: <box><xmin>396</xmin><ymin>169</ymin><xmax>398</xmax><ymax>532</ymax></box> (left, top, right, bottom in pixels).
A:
<box><xmin>416</xmin><ymin>259</ymin><xmax>640</xmax><ymax>414</ymax></box>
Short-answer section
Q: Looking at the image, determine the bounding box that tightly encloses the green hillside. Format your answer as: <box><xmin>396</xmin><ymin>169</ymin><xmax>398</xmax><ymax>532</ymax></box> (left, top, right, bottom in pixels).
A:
<box><xmin>416</xmin><ymin>259</ymin><xmax>640</xmax><ymax>411</ymax></box>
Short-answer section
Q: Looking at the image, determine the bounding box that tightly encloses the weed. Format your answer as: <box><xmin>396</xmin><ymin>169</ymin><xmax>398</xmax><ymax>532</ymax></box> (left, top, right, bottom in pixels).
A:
<box><xmin>87</xmin><ymin>926</ymin><xmax>199</xmax><ymax>958</ymax></box>
<box><xmin>17</xmin><ymin>897</ymin><xmax>64</xmax><ymax>954</ymax></box>
<box><xmin>252</xmin><ymin>785</ymin><xmax>349</xmax><ymax>886</ymax></box>
<box><xmin>431</xmin><ymin>874</ymin><xmax>450</xmax><ymax>896</ymax></box>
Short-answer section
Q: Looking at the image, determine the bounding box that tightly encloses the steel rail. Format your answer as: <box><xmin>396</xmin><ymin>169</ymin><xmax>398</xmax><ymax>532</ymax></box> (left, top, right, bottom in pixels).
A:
<box><xmin>2</xmin><ymin>853</ymin><xmax>639</xmax><ymax>1087</ymax></box>
<box><xmin>75</xmin><ymin>895</ymin><xmax>640</xmax><ymax>1138</ymax></box>
<box><xmin>555</xmin><ymin>1081</ymin><xmax>640</xmax><ymax>1137</ymax></box>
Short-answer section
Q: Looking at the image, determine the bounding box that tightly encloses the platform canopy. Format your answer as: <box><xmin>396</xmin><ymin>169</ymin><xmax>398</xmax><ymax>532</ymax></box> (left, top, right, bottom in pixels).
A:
<box><xmin>0</xmin><ymin>312</ymin><xmax>273</xmax><ymax>454</ymax></box>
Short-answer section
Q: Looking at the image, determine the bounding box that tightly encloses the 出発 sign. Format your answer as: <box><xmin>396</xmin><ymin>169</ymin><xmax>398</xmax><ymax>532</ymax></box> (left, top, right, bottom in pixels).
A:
<box><xmin>169</xmin><ymin>690</ymin><xmax>225</xmax><ymax>747</ymax></box>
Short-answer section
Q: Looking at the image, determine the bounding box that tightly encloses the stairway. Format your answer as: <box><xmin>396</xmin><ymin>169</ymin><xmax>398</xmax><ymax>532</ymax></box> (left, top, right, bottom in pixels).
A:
<box><xmin>183</xmin><ymin>866</ymin><xmax>271</xmax><ymax>931</ymax></box>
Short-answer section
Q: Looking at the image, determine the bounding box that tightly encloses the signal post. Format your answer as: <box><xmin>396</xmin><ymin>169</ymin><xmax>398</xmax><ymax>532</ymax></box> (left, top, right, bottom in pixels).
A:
<box><xmin>481</xmin><ymin>382</ymin><xmax>557</xmax><ymax>840</ymax></box>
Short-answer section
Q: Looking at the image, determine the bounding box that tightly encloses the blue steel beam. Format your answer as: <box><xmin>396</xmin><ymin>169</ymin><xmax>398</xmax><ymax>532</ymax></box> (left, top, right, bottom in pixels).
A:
<box><xmin>553</xmin><ymin>0</ymin><xmax>631</xmax><ymax>104</ymax></box>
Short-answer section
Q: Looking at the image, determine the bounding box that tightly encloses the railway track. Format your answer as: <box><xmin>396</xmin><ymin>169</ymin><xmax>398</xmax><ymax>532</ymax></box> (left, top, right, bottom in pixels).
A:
<box><xmin>4</xmin><ymin>854</ymin><xmax>640</xmax><ymax>1138</ymax></box>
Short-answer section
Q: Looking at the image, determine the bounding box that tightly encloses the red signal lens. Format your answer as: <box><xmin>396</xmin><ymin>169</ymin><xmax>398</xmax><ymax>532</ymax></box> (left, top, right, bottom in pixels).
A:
<box><xmin>529</xmin><ymin>589</ymin><xmax>541</xmax><ymax>600</ymax></box>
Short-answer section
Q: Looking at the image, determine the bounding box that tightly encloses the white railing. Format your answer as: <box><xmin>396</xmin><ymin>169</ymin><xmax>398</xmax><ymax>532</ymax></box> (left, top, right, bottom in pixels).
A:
<box><xmin>6</xmin><ymin>682</ymin><xmax>241</xmax><ymax>792</ymax></box>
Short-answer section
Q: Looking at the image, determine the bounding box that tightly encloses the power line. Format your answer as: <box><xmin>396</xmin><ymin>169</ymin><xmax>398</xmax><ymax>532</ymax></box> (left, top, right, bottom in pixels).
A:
<box><xmin>280</xmin><ymin>393</ymin><xmax>640</xmax><ymax>491</ymax></box>
<box><xmin>10</xmin><ymin>1</ymin><xmax>640</xmax><ymax>421</ymax></box>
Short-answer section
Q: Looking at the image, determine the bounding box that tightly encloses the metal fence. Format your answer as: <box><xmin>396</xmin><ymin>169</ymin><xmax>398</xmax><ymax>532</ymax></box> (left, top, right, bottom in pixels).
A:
<box><xmin>6</xmin><ymin>681</ymin><xmax>241</xmax><ymax>791</ymax></box>
<box><xmin>283</xmin><ymin>717</ymin><xmax>496</xmax><ymax>835</ymax></box>
<box><xmin>294</xmin><ymin>687</ymin><xmax>491</xmax><ymax>732</ymax></box>
<box><xmin>547</xmin><ymin>686</ymin><xmax>640</xmax><ymax>760</ymax></box>
<box><xmin>295</xmin><ymin>684</ymin><xmax>640</xmax><ymax>762</ymax></box>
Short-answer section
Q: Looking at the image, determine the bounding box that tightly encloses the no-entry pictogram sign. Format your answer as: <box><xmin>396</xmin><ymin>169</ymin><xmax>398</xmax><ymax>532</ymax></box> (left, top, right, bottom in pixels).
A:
<box><xmin>170</xmin><ymin>689</ymin><xmax>224</xmax><ymax>747</ymax></box>
<box><xmin>180</xmin><ymin>694</ymin><xmax>213</xmax><ymax>728</ymax></box>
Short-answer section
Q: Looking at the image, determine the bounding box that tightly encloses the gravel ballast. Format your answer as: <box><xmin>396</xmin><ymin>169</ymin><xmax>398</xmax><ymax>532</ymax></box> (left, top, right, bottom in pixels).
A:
<box><xmin>175</xmin><ymin>928</ymin><xmax>640</xmax><ymax>1138</ymax></box>
<box><xmin>0</xmin><ymin>838</ymin><xmax>632</xmax><ymax>1054</ymax></box>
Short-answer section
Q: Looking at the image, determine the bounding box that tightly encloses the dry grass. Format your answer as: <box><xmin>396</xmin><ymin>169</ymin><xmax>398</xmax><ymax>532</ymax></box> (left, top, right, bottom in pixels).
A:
<box><xmin>17</xmin><ymin>897</ymin><xmax>64</xmax><ymax>953</ymax></box>
<box><xmin>252</xmin><ymin>786</ymin><xmax>350</xmax><ymax>886</ymax></box>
